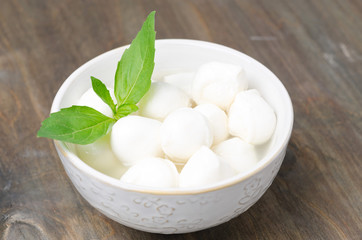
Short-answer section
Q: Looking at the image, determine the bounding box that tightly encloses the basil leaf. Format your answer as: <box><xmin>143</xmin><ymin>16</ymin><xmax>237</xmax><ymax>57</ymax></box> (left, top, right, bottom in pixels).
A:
<box><xmin>37</xmin><ymin>106</ymin><xmax>116</xmax><ymax>145</ymax></box>
<box><xmin>91</xmin><ymin>76</ymin><xmax>116</xmax><ymax>114</ymax></box>
<box><xmin>114</xmin><ymin>11</ymin><xmax>155</xmax><ymax>106</ymax></box>
<box><xmin>114</xmin><ymin>104</ymin><xmax>139</xmax><ymax>120</ymax></box>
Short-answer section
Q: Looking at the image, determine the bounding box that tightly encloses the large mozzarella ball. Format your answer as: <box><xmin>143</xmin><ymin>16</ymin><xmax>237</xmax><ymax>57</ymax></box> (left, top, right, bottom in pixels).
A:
<box><xmin>78</xmin><ymin>87</ymin><xmax>115</xmax><ymax>118</ymax></box>
<box><xmin>161</xmin><ymin>108</ymin><xmax>213</xmax><ymax>162</ymax></box>
<box><xmin>76</xmin><ymin>134</ymin><xmax>127</xmax><ymax>179</ymax></box>
<box><xmin>194</xmin><ymin>104</ymin><xmax>229</xmax><ymax>145</ymax></box>
<box><xmin>111</xmin><ymin>116</ymin><xmax>163</xmax><ymax>166</ymax></box>
<box><xmin>138</xmin><ymin>82</ymin><xmax>191</xmax><ymax>121</ymax></box>
<box><xmin>120</xmin><ymin>158</ymin><xmax>179</xmax><ymax>188</ymax></box>
<box><xmin>163</xmin><ymin>72</ymin><xmax>194</xmax><ymax>96</ymax></box>
<box><xmin>228</xmin><ymin>89</ymin><xmax>276</xmax><ymax>145</ymax></box>
<box><xmin>179</xmin><ymin>146</ymin><xmax>235</xmax><ymax>188</ymax></box>
<box><xmin>213</xmin><ymin>137</ymin><xmax>258</xmax><ymax>174</ymax></box>
<box><xmin>192</xmin><ymin>62</ymin><xmax>248</xmax><ymax>110</ymax></box>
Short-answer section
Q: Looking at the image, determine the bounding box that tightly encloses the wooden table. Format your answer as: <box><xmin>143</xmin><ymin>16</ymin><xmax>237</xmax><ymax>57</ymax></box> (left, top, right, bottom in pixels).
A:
<box><xmin>1</xmin><ymin>0</ymin><xmax>361</xmax><ymax>239</ymax></box>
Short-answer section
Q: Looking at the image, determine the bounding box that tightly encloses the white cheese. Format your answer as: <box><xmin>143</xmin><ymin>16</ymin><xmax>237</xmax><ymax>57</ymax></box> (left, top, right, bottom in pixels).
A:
<box><xmin>163</xmin><ymin>72</ymin><xmax>194</xmax><ymax>96</ymax></box>
<box><xmin>179</xmin><ymin>146</ymin><xmax>235</xmax><ymax>188</ymax></box>
<box><xmin>161</xmin><ymin>108</ymin><xmax>213</xmax><ymax>162</ymax></box>
<box><xmin>111</xmin><ymin>116</ymin><xmax>163</xmax><ymax>166</ymax></box>
<box><xmin>228</xmin><ymin>89</ymin><xmax>276</xmax><ymax>145</ymax></box>
<box><xmin>194</xmin><ymin>103</ymin><xmax>229</xmax><ymax>145</ymax></box>
<box><xmin>138</xmin><ymin>82</ymin><xmax>191</xmax><ymax>121</ymax></box>
<box><xmin>192</xmin><ymin>62</ymin><xmax>248</xmax><ymax>110</ymax></box>
<box><xmin>213</xmin><ymin>137</ymin><xmax>258</xmax><ymax>174</ymax></box>
<box><xmin>121</xmin><ymin>158</ymin><xmax>179</xmax><ymax>188</ymax></box>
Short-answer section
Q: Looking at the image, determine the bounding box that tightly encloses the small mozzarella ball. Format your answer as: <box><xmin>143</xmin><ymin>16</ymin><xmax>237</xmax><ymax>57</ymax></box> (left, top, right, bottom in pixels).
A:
<box><xmin>138</xmin><ymin>82</ymin><xmax>191</xmax><ymax>121</ymax></box>
<box><xmin>163</xmin><ymin>72</ymin><xmax>194</xmax><ymax>96</ymax></box>
<box><xmin>120</xmin><ymin>158</ymin><xmax>179</xmax><ymax>188</ymax></box>
<box><xmin>228</xmin><ymin>90</ymin><xmax>276</xmax><ymax>145</ymax></box>
<box><xmin>76</xmin><ymin>134</ymin><xmax>127</xmax><ymax>179</ymax></box>
<box><xmin>161</xmin><ymin>108</ymin><xmax>213</xmax><ymax>162</ymax></box>
<box><xmin>213</xmin><ymin>137</ymin><xmax>258</xmax><ymax>174</ymax></box>
<box><xmin>192</xmin><ymin>62</ymin><xmax>248</xmax><ymax>110</ymax></box>
<box><xmin>179</xmin><ymin>146</ymin><xmax>235</xmax><ymax>188</ymax></box>
<box><xmin>111</xmin><ymin>116</ymin><xmax>163</xmax><ymax>166</ymax></box>
<box><xmin>78</xmin><ymin>87</ymin><xmax>115</xmax><ymax>118</ymax></box>
<box><xmin>194</xmin><ymin>104</ymin><xmax>229</xmax><ymax>145</ymax></box>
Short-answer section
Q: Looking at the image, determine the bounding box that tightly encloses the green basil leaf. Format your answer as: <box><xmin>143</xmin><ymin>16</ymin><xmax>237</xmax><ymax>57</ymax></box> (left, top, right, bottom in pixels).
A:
<box><xmin>37</xmin><ymin>106</ymin><xmax>116</xmax><ymax>145</ymax></box>
<box><xmin>91</xmin><ymin>76</ymin><xmax>116</xmax><ymax>114</ymax></box>
<box><xmin>114</xmin><ymin>104</ymin><xmax>139</xmax><ymax>120</ymax></box>
<box><xmin>114</xmin><ymin>11</ymin><xmax>156</xmax><ymax>106</ymax></box>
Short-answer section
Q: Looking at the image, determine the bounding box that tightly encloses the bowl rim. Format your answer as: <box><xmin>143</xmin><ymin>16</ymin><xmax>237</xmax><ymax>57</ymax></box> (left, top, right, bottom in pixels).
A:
<box><xmin>52</xmin><ymin>39</ymin><xmax>294</xmax><ymax>195</ymax></box>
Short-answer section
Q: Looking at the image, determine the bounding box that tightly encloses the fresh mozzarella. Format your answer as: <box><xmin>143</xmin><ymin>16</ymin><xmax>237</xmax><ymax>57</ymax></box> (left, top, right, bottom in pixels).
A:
<box><xmin>179</xmin><ymin>146</ymin><xmax>235</xmax><ymax>188</ymax></box>
<box><xmin>213</xmin><ymin>137</ymin><xmax>258</xmax><ymax>174</ymax></box>
<box><xmin>194</xmin><ymin>104</ymin><xmax>229</xmax><ymax>145</ymax></box>
<box><xmin>111</xmin><ymin>116</ymin><xmax>163</xmax><ymax>166</ymax></box>
<box><xmin>163</xmin><ymin>72</ymin><xmax>194</xmax><ymax>96</ymax></box>
<box><xmin>161</xmin><ymin>108</ymin><xmax>213</xmax><ymax>162</ymax></box>
<box><xmin>138</xmin><ymin>82</ymin><xmax>191</xmax><ymax>121</ymax></box>
<box><xmin>120</xmin><ymin>158</ymin><xmax>179</xmax><ymax>188</ymax></box>
<box><xmin>192</xmin><ymin>62</ymin><xmax>248</xmax><ymax>110</ymax></box>
<box><xmin>228</xmin><ymin>89</ymin><xmax>276</xmax><ymax>145</ymax></box>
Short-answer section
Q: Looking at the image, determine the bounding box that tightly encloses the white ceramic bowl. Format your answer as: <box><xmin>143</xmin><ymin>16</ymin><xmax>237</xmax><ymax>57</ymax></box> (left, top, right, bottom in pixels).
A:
<box><xmin>52</xmin><ymin>39</ymin><xmax>293</xmax><ymax>234</ymax></box>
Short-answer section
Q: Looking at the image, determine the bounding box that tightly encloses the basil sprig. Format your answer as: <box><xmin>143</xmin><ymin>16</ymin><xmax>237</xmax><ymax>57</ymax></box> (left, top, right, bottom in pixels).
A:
<box><xmin>38</xmin><ymin>11</ymin><xmax>156</xmax><ymax>145</ymax></box>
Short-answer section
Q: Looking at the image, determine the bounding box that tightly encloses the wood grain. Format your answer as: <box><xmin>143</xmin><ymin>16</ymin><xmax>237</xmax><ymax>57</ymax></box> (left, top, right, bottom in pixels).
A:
<box><xmin>0</xmin><ymin>0</ymin><xmax>361</xmax><ymax>239</ymax></box>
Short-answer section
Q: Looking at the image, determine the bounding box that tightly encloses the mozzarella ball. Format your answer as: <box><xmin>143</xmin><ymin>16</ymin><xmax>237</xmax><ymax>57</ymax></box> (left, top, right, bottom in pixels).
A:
<box><xmin>179</xmin><ymin>146</ymin><xmax>235</xmax><ymax>188</ymax></box>
<box><xmin>192</xmin><ymin>62</ymin><xmax>248</xmax><ymax>110</ymax></box>
<box><xmin>120</xmin><ymin>158</ymin><xmax>179</xmax><ymax>188</ymax></box>
<box><xmin>76</xmin><ymin>134</ymin><xmax>127</xmax><ymax>179</ymax></box>
<box><xmin>161</xmin><ymin>108</ymin><xmax>213</xmax><ymax>162</ymax></box>
<box><xmin>163</xmin><ymin>72</ymin><xmax>194</xmax><ymax>96</ymax></box>
<box><xmin>228</xmin><ymin>90</ymin><xmax>276</xmax><ymax>144</ymax></box>
<box><xmin>194</xmin><ymin>104</ymin><xmax>229</xmax><ymax>145</ymax></box>
<box><xmin>138</xmin><ymin>82</ymin><xmax>191</xmax><ymax>121</ymax></box>
<box><xmin>78</xmin><ymin>87</ymin><xmax>115</xmax><ymax>118</ymax></box>
<box><xmin>111</xmin><ymin>116</ymin><xmax>163</xmax><ymax>166</ymax></box>
<box><xmin>213</xmin><ymin>137</ymin><xmax>258</xmax><ymax>174</ymax></box>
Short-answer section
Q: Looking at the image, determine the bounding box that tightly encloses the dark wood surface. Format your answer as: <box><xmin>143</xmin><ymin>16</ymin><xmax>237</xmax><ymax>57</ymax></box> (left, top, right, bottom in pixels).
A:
<box><xmin>1</xmin><ymin>0</ymin><xmax>361</xmax><ymax>239</ymax></box>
